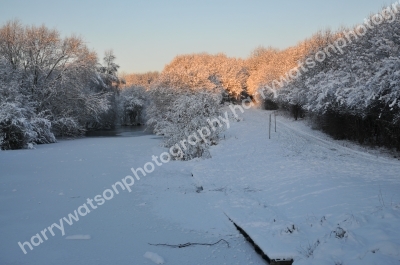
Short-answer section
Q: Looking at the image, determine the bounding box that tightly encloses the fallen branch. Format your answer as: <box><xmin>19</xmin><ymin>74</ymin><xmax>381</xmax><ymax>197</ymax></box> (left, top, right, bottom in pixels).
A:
<box><xmin>148</xmin><ymin>239</ymin><xmax>230</xmax><ymax>248</ymax></box>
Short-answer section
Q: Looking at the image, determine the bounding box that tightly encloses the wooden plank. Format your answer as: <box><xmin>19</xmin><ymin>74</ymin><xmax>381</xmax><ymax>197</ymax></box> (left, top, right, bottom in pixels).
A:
<box><xmin>226</xmin><ymin>215</ymin><xmax>294</xmax><ymax>265</ymax></box>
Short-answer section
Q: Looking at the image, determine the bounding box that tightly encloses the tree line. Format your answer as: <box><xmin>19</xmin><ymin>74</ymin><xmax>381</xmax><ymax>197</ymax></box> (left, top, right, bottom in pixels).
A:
<box><xmin>272</xmin><ymin>10</ymin><xmax>400</xmax><ymax>150</ymax></box>
<box><xmin>3</xmin><ymin>4</ymin><xmax>399</xmax><ymax>154</ymax></box>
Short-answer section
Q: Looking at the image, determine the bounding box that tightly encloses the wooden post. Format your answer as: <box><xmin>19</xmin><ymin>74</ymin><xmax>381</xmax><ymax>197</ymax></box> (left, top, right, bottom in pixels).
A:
<box><xmin>269</xmin><ymin>113</ymin><xmax>271</xmax><ymax>139</ymax></box>
<box><xmin>274</xmin><ymin>112</ymin><xmax>276</xmax><ymax>132</ymax></box>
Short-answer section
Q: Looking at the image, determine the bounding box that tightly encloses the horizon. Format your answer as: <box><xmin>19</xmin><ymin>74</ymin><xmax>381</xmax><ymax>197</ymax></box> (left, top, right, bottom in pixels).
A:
<box><xmin>0</xmin><ymin>0</ymin><xmax>391</xmax><ymax>73</ymax></box>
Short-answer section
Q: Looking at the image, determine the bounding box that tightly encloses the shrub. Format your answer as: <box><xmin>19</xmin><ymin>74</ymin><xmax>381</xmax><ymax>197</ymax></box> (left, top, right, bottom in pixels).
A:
<box><xmin>52</xmin><ymin>117</ymin><xmax>85</xmax><ymax>138</ymax></box>
<box><xmin>0</xmin><ymin>103</ymin><xmax>35</xmax><ymax>150</ymax></box>
<box><xmin>30</xmin><ymin>117</ymin><xmax>56</xmax><ymax>144</ymax></box>
<box><xmin>147</xmin><ymin>87</ymin><xmax>224</xmax><ymax>160</ymax></box>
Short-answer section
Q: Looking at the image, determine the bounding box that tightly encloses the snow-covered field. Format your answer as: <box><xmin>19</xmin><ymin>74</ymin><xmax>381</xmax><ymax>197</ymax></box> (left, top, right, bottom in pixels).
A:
<box><xmin>1</xmin><ymin>108</ymin><xmax>400</xmax><ymax>265</ymax></box>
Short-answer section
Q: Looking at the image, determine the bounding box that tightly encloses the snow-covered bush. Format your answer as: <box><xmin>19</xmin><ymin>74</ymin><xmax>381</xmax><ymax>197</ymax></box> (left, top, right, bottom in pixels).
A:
<box><xmin>0</xmin><ymin>103</ymin><xmax>35</xmax><ymax>150</ymax></box>
<box><xmin>160</xmin><ymin>91</ymin><xmax>223</xmax><ymax>160</ymax></box>
<box><xmin>146</xmin><ymin>86</ymin><xmax>186</xmax><ymax>133</ymax></box>
<box><xmin>51</xmin><ymin>117</ymin><xmax>85</xmax><ymax>138</ymax></box>
<box><xmin>147</xmin><ymin>85</ymin><xmax>224</xmax><ymax>160</ymax></box>
<box><xmin>30</xmin><ymin>117</ymin><xmax>56</xmax><ymax>144</ymax></box>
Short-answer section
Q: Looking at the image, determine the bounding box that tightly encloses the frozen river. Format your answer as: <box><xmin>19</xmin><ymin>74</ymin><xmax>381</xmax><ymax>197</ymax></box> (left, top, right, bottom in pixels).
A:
<box><xmin>0</xmin><ymin>125</ymin><xmax>264</xmax><ymax>265</ymax></box>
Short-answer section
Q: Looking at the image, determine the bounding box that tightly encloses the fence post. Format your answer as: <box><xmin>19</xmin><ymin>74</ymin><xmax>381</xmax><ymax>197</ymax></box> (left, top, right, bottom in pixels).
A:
<box><xmin>274</xmin><ymin>112</ymin><xmax>276</xmax><ymax>132</ymax></box>
<box><xmin>269</xmin><ymin>113</ymin><xmax>272</xmax><ymax>139</ymax></box>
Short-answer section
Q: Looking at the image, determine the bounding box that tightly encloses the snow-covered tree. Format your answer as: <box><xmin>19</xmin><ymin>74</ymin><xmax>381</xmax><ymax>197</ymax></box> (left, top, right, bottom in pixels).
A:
<box><xmin>118</xmin><ymin>86</ymin><xmax>147</xmax><ymax>125</ymax></box>
<box><xmin>97</xmin><ymin>50</ymin><xmax>121</xmax><ymax>89</ymax></box>
<box><xmin>270</xmin><ymin>8</ymin><xmax>400</xmax><ymax>149</ymax></box>
<box><xmin>157</xmin><ymin>53</ymin><xmax>249</xmax><ymax>103</ymax></box>
<box><xmin>148</xmin><ymin>88</ymin><xmax>223</xmax><ymax>160</ymax></box>
<box><xmin>0</xmin><ymin>20</ymin><xmax>114</xmax><ymax>148</ymax></box>
<box><xmin>121</xmin><ymin>71</ymin><xmax>159</xmax><ymax>90</ymax></box>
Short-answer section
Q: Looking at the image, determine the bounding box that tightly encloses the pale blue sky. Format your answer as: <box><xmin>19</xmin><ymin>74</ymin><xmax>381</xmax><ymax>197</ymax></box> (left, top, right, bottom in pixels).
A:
<box><xmin>0</xmin><ymin>0</ymin><xmax>391</xmax><ymax>73</ymax></box>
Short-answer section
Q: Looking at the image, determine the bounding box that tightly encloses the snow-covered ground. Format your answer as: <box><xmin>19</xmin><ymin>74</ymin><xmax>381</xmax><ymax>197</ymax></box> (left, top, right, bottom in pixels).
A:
<box><xmin>1</xmin><ymin>108</ymin><xmax>400</xmax><ymax>265</ymax></box>
<box><xmin>191</xmin><ymin>109</ymin><xmax>400</xmax><ymax>265</ymax></box>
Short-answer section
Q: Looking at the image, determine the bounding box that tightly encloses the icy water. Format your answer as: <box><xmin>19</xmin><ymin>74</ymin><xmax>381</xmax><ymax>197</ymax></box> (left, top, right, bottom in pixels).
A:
<box><xmin>0</xmin><ymin>124</ymin><xmax>264</xmax><ymax>265</ymax></box>
<box><xmin>85</xmin><ymin>125</ymin><xmax>150</xmax><ymax>137</ymax></box>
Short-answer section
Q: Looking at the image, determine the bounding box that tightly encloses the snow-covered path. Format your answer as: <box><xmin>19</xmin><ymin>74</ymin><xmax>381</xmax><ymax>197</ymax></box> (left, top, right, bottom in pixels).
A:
<box><xmin>192</xmin><ymin>109</ymin><xmax>400</xmax><ymax>265</ymax></box>
<box><xmin>1</xmin><ymin>108</ymin><xmax>400</xmax><ymax>265</ymax></box>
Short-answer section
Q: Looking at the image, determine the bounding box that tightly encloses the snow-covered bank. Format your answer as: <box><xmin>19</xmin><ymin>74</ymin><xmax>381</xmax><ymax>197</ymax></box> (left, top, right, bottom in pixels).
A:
<box><xmin>191</xmin><ymin>109</ymin><xmax>400</xmax><ymax>265</ymax></box>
